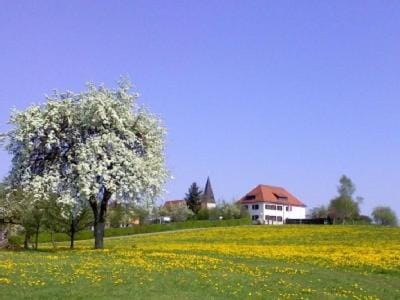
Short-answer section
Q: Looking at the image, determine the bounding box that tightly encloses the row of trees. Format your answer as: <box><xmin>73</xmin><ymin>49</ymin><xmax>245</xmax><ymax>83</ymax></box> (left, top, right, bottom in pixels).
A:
<box><xmin>157</xmin><ymin>182</ymin><xmax>245</xmax><ymax>222</ymax></box>
<box><xmin>310</xmin><ymin>175</ymin><xmax>398</xmax><ymax>226</ymax></box>
<box><xmin>154</xmin><ymin>201</ymin><xmax>243</xmax><ymax>223</ymax></box>
<box><xmin>0</xmin><ymin>184</ymin><xmax>93</xmax><ymax>249</ymax></box>
<box><xmin>0</xmin><ymin>80</ymin><xmax>168</xmax><ymax>249</ymax></box>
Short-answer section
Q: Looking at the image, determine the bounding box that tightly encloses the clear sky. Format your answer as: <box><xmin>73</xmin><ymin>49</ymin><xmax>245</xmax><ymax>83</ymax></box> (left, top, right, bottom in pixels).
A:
<box><xmin>1</xmin><ymin>1</ymin><xmax>399</xmax><ymax>217</ymax></box>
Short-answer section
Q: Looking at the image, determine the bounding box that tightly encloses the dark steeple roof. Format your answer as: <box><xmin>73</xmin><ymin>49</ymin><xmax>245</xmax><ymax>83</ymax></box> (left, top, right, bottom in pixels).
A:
<box><xmin>202</xmin><ymin>176</ymin><xmax>216</xmax><ymax>204</ymax></box>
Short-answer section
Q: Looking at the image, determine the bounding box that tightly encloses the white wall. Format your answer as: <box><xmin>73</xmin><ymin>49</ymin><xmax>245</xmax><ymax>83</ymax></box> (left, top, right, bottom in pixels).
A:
<box><xmin>243</xmin><ymin>202</ymin><xmax>306</xmax><ymax>225</ymax></box>
<box><xmin>288</xmin><ymin>206</ymin><xmax>306</xmax><ymax>219</ymax></box>
<box><xmin>206</xmin><ymin>203</ymin><xmax>216</xmax><ymax>209</ymax></box>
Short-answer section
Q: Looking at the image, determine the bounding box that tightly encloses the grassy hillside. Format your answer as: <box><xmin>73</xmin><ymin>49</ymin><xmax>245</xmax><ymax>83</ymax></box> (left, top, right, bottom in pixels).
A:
<box><xmin>1</xmin><ymin>225</ymin><xmax>399</xmax><ymax>299</ymax></box>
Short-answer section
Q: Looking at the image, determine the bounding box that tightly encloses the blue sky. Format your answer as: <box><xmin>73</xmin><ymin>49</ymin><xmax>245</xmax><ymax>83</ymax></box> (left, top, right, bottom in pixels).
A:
<box><xmin>1</xmin><ymin>1</ymin><xmax>399</xmax><ymax>217</ymax></box>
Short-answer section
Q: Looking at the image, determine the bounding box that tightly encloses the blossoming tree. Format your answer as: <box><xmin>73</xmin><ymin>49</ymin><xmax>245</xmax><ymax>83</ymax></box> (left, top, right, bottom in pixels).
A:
<box><xmin>4</xmin><ymin>80</ymin><xmax>168</xmax><ymax>248</ymax></box>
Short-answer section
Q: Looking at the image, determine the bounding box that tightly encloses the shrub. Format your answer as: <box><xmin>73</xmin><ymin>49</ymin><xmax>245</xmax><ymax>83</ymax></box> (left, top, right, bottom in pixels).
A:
<box><xmin>8</xmin><ymin>235</ymin><xmax>24</xmax><ymax>246</ymax></box>
<box><xmin>196</xmin><ymin>208</ymin><xmax>209</xmax><ymax>220</ymax></box>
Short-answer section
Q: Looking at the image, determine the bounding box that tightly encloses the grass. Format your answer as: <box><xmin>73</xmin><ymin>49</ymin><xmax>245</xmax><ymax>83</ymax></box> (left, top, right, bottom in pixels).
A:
<box><xmin>1</xmin><ymin>225</ymin><xmax>399</xmax><ymax>299</ymax></box>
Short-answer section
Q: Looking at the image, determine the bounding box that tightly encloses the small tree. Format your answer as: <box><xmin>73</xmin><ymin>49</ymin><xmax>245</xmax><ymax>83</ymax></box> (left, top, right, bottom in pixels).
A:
<box><xmin>65</xmin><ymin>206</ymin><xmax>93</xmax><ymax>249</ymax></box>
<box><xmin>108</xmin><ymin>203</ymin><xmax>133</xmax><ymax>228</ymax></box>
<box><xmin>185</xmin><ymin>182</ymin><xmax>202</xmax><ymax>214</ymax></box>
<box><xmin>2</xmin><ymin>187</ymin><xmax>43</xmax><ymax>249</ymax></box>
<box><xmin>309</xmin><ymin>205</ymin><xmax>328</xmax><ymax>219</ymax></box>
<box><xmin>41</xmin><ymin>195</ymin><xmax>66</xmax><ymax>248</ymax></box>
<box><xmin>372</xmin><ymin>206</ymin><xmax>398</xmax><ymax>226</ymax></box>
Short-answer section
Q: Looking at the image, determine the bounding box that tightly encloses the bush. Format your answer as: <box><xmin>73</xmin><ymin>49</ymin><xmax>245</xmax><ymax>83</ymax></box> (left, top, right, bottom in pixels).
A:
<box><xmin>8</xmin><ymin>235</ymin><xmax>24</xmax><ymax>246</ymax></box>
<box><xmin>208</xmin><ymin>208</ymin><xmax>221</xmax><ymax>220</ymax></box>
<box><xmin>196</xmin><ymin>208</ymin><xmax>209</xmax><ymax>220</ymax></box>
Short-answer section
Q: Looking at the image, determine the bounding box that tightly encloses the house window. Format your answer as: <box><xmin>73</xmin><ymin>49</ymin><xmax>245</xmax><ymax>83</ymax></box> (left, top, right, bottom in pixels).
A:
<box><xmin>251</xmin><ymin>215</ymin><xmax>259</xmax><ymax>221</ymax></box>
<box><xmin>277</xmin><ymin>216</ymin><xmax>283</xmax><ymax>222</ymax></box>
<box><xmin>265</xmin><ymin>215</ymin><xmax>277</xmax><ymax>221</ymax></box>
<box><xmin>285</xmin><ymin>206</ymin><xmax>292</xmax><ymax>211</ymax></box>
<box><xmin>277</xmin><ymin>206</ymin><xmax>283</xmax><ymax>211</ymax></box>
<box><xmin>243</xmin><ymin>205</ymin><xmax>248</xmax><ymax>210</ymax></box>
<box><xmin>252</xmin><ymin>204</ymin><xmax>259</xmax><ymax>210</ymax></box>
<box><xmin>265</xmin><ymin>204</ymin><xmax>276</xmax><ymax>210</ymax></box>
<box><xmin>273</xmin><ymin>193</ymin><xmax>288</xmax><ymax>201</ymax></box>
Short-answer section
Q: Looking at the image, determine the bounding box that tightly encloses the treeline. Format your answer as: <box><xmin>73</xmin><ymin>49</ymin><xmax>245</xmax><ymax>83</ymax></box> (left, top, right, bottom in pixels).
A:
<box><xmin>309</xmin><ymin>175</ymin><xmax>398</xmax><ymax>226</ymax></box>
<box><xmin>0</xmin><ymin>180</ymin><xmax>248</xmax><ymax>250</ymax></box>
<box><xmin>0</xmin><ymin>183</ymin><xmax>158</xmax><ymax>249</ymax></box>
<box><xmin>159</xmin><ymin>182</ymin><xmax>248</xmax><ymax>222</ymax></box>
<box><xmin>8</xmin><ymin>218</ymin><xmax>251</xmax><ymax>245</ymax></box>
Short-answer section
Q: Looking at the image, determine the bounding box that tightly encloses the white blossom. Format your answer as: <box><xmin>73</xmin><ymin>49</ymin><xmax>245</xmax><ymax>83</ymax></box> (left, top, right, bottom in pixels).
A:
<box><xmin>4</xmin><ymin>80</ymin><xmax>168</xmax><ymax>215</ymax></box>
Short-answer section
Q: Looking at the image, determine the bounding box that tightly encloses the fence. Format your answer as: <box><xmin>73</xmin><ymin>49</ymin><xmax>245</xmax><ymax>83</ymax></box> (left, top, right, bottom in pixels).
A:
<box><xmin>285</xmin><ymin>218</ymin><xmax>332</xmax><ymax>225</ymax></box>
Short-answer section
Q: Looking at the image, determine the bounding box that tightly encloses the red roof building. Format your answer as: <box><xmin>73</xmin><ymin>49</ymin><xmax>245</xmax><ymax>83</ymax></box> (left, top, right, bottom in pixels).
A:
<box><xmin>240</xmin><ymin>185</ymin><xmax>306</xmax><ymax>207</ymax></box>
<box><xmin>163</xmin><ymin>199</ymin><xmax>187</xmax><ymax>208</ymax></box>
<box><xmin>239</xmin><ymin>184</ymin><xmax>306</xmax><ymax>224</ymax></box>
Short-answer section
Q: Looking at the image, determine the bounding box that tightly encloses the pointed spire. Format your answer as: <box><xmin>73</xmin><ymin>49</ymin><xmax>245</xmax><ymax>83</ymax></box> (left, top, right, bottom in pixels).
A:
<box><xmin>202</xmin><ymin>176</ymin><xmax>215</xmax><ymax>204</ymax></box>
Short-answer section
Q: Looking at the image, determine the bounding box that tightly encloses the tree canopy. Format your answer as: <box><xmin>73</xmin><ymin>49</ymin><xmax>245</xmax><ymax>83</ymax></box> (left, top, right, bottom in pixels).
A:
<box><xmin>4</xmin><ymin>80</ymin><xmax>168</xmax><ymax>248</ymax></box>
<box><xmin>329</xmin><ymin>175</ymin><xmax>361</xmax><ymax>224</ymax></box>
<box><xmin>185</xmin><ymin>182</ymin><xmax>202</xmax><ymax>214</ymax></box>
<box><xmin>372</xmin><ymin>206</ymin><xmax>398</xmax><ymax>226</ymax></box>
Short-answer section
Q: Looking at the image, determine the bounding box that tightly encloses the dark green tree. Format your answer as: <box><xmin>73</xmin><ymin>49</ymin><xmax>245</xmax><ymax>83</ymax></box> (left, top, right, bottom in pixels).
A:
<box><xmin>372</xmin><ymin>206</ymin><xmax>398</xmax><ymax>226</ymax></box>
<box><xmin>185</xmin><ymin>182</ymin><xmax>203</xmax><ymax>214</ymax></box>
<box><xmin>337</xmin><ymin>175</ymin><xmax>356</xmax><ymax>198</ymax></box>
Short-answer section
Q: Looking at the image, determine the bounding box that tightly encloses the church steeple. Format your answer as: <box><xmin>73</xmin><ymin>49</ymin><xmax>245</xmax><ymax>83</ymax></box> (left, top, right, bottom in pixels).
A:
<box><xmin>202</xmin><ymin>176</ymin><xmax>216</xmax><ymax>208</ymax></box>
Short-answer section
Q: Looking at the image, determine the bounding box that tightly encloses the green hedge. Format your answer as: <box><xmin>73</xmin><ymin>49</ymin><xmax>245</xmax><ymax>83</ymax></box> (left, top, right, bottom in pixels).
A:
<box><xmin>13</xmin><ymin>218</ymin><xmax>251</xmax><ymax>244</ymax></box>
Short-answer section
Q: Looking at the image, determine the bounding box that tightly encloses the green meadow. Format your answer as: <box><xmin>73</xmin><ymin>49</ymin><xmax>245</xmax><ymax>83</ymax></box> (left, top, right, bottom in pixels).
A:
<box><xmin>1</xmin><ymin>225</ymin><xmax>399</xmax><ymax>299</ymax></box>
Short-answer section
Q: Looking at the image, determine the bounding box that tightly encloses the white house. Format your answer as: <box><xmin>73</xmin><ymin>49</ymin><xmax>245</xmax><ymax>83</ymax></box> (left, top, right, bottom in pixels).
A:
<box><xmin>239</xmin><ymin>184</ymin><xmax>306</xmax><ymax>224</ymax></box>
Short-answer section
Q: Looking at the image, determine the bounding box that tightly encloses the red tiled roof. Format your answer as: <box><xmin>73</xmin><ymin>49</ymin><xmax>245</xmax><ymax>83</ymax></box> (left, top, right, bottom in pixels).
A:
<box><xmin>164</xmin><ymin>200</ymin><xmax>187</xmax><ymax>207</ymax></box>
<box><xmin>239</xmin><ymin>185</ymin><xmax>306</xmax><ymax>207</ymax></box>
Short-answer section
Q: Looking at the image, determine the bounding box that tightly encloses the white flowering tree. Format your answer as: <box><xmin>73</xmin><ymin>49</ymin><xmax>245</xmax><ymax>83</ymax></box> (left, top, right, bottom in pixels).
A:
<box><xmin>4</xmin><ymin>80</ymin><xmax>168</xmax><ymax>248</ymax></box>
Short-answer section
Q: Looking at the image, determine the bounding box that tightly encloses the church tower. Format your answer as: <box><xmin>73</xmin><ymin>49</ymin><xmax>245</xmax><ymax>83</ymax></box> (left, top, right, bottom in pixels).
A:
<box><xmin>201</xmin><ymin>176</ymin><xmax>216</xmax><ymax>209</ymax></box>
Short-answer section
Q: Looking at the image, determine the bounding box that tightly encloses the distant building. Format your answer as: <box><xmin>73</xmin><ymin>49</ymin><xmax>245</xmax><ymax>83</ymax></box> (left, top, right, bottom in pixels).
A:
<box><xmin>163</xmin><ymin>177</ymin><xmax>216</xmax><ymax>211</ymax></box>
<box><xmin>239</xmin><ymin>184</ymin><xmax>306</xmax><ymax>224</ymax></box>
<box><xmin>130</xmin><ymin>216</ymin><xmax>140</xmax><ymax>225</ymax></box>
<box><xmin>163</xmin><ymin>199</ymin><xmax>187</xmax><ymax>208</ymax></box>
<box><xmin>201</xmin><ymin>177</ymin><xmax>217</xmax><ymax>209</ymax></box>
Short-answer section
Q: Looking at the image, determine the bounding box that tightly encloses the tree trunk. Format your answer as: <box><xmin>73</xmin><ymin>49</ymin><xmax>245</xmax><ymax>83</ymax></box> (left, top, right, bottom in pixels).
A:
<box><xmin>94</xmin><ymin>222</ymin><xmax>105</xmax><ymax>249</ymax></box>
<box><xmin>51</xmin><ymin>232</ymin><xmax>56</xmax><ymax>249</ymax></box>
<box><xmin>90</xmin><ymin>190</ymin><xmax>112</xmax><ymax>249</ymax></box>
<box><xmin>70</xmin><ymin>225</ymin><xmax>75</xmax><ymax>249</ymax></box>
<box><xmin>35</xmin><ymin>224</ymin><xmax>40</xmax><ymax>250</ymax></box>
<box><xmin>24</xmin><ymin>232</ymin><xmax>30</xmax><ymax>250</ymax></box>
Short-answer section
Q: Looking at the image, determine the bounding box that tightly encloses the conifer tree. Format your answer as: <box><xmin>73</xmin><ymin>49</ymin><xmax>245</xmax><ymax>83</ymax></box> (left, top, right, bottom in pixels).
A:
<box><xmin>185</xmin><ymin>182</ymin><xmax>202</xmax><ymax>214</ymax></box>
